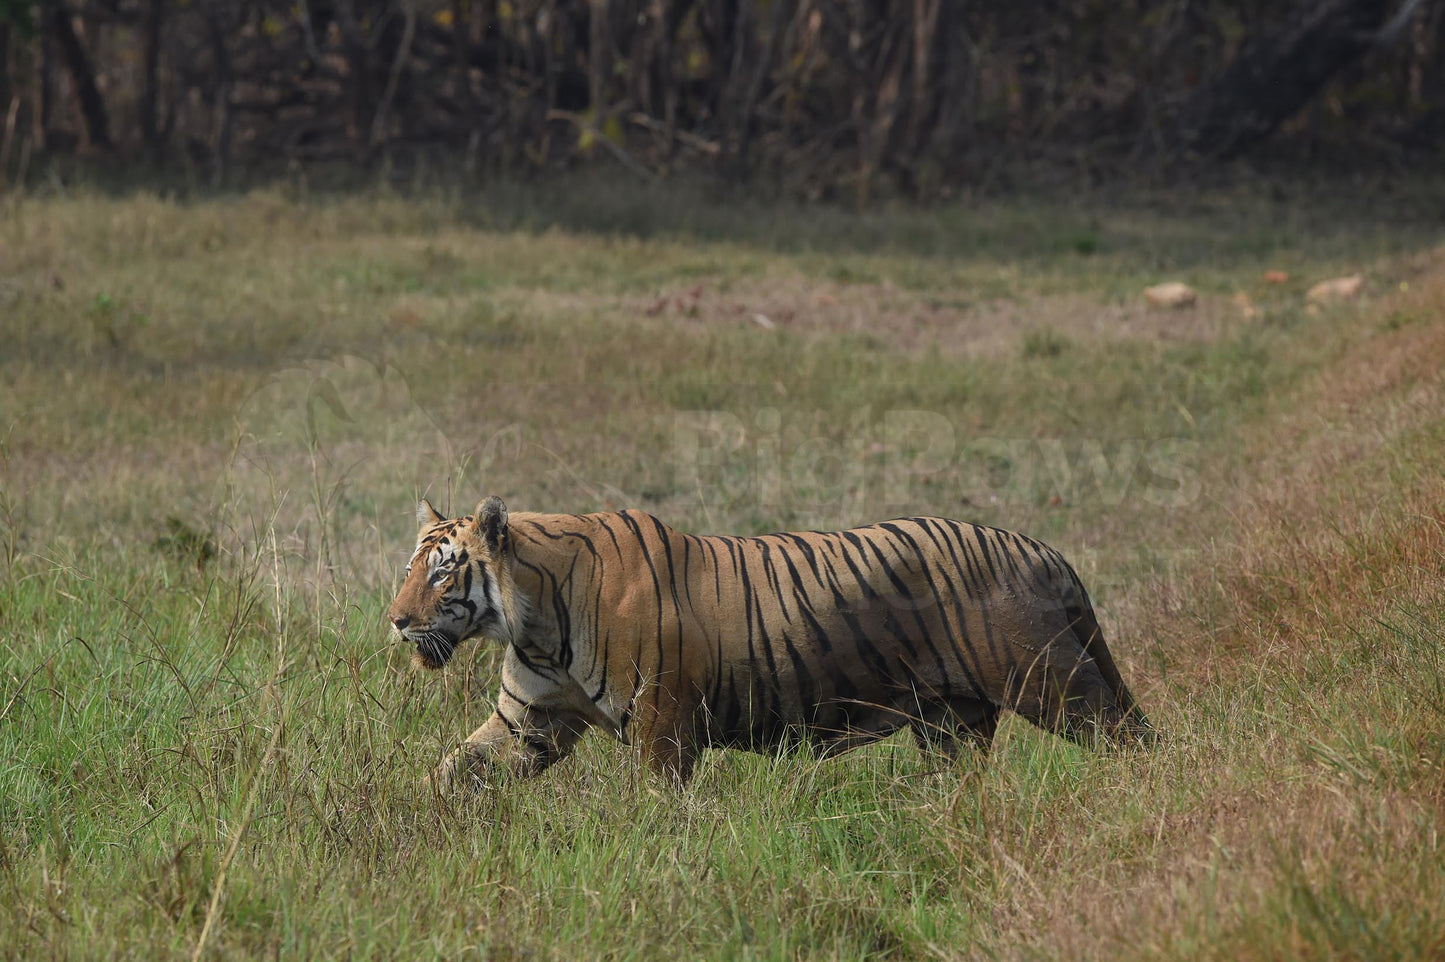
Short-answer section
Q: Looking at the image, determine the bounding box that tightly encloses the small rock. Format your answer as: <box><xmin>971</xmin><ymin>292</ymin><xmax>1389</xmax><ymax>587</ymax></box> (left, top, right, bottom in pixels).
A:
<box><xmin>1264</xmin><ymin>270</ymin><xmax>1289</xmax><ymax>284</ymax></box>
<box><xmin>1144</xmin><ymin>282</ymin><xmax>1197</xmax><ymax>309</ymax></box>
<box><xmin>1307</xmin><ymin>274</ymin><xmax>1364</xmax><ymax>303</ymax></box>
<box><xmin>751</xmin><ymin>313</ymin><xmax>776</xmax><ymax>330</ymax></box>
<box><xmin>1232</xmin><ymin>291</ymin><xmax>1260</xmax><ymax>320</ymax></box>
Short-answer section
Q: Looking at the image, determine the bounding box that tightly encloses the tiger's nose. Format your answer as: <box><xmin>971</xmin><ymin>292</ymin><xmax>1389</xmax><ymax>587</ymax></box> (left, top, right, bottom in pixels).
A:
<box><xmin>391</xmin><ymin>614</ymin><xmax>411</xmax><ymax>630</ymax></box>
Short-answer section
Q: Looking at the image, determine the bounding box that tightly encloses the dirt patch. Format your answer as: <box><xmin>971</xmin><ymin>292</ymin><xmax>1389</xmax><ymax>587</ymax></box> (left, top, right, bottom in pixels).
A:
<box><xmin>629</xmin><ymin>277</ymin><xmax>1245</xmax><ymax>358</ymax></box>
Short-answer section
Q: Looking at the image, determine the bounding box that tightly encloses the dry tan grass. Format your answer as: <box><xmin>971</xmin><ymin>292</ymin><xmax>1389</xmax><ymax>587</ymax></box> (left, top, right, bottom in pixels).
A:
<box><xmin>995</xmin><ymin>254</ymin><xmax>1445</xmax><ymax>960</ymax></box>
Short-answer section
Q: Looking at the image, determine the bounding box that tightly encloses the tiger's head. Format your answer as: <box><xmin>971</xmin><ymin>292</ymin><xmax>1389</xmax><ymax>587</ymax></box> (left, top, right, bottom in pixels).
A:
<box><xmin>388</xmin><ymin>495</ymin><xmax>524</xmax><ymax>670</ymax></box>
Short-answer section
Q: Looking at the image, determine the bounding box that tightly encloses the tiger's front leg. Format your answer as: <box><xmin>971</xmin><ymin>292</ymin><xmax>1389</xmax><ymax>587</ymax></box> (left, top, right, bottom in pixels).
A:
<box><xmin>427</xmin><ymin>649</ymin><xmax>594</xmax><ymax>790</ymax></box>
<box><xmin>630</xmin><ymin>681</ymin><xmax>704</xmax><ymax>787</ymax></box>
<box><xmin>428</xmin><ymin>704</ymin><xmax>592</xmax><ymax>790</ymax></box>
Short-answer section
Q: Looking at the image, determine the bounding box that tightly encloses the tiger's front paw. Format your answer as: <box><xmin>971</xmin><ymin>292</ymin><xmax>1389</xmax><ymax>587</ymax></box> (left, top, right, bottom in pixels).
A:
<box><xmin>423</xmin><ymin>756</ymin><xmax>457</xmax><ymax>792</ymax></box>
<box><xmin>424</xmin><ymin>747</ymin><xmax>489</xmax><ymax>793</ymax></box>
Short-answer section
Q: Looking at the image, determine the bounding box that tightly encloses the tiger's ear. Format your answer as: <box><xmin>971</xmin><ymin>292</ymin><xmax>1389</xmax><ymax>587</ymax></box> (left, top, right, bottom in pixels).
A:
<box><xmin>474</xmin><ymin>496</ymin><xmax>508</xmax><ymax>555</ymax></box>
<box><xmin>417</xmin><ymin>498</ymin><xmax>445</xmax><ymax>527</ymax></box>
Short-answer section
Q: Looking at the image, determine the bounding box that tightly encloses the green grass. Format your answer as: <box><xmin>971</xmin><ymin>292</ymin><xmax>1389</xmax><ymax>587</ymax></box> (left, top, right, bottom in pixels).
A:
<box><xmin>2</xmin><ymin>179</ymin><xmax>1444</xmax><ymax>959</ymax></box>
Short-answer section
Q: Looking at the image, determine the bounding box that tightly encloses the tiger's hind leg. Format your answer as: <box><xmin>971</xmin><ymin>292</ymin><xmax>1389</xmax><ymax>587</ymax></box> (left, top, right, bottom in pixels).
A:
<box><xmin>1066</xmin><ymin>597</ymin><xmax>1156</xmax><ymax>745</ymax></box>
<box><xmin>1005</xmin><ymin>628</ymin><xmax>1147</xmax><ymax>749</ymax></box>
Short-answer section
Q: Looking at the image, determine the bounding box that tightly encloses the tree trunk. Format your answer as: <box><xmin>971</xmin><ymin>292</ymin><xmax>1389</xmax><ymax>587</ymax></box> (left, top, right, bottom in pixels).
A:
<box><xmin>732</xmin><ymin>0</ymin><xmax>791</xmax><ymax>177</ymax></box>
<box><xmin>903</xmin><ymin>0</ymin><xmax>941</xmax><ymax>156</ymax></box>
<box><xmin>1170</xmin><ymin>0</ymin><xmax>1394</xmax><ymax>159</ymax></box>
<box><xmin>588</xmin><ymin>0</ymin><xmax>608</xmax><ymax>114</ymax></box>
<box><xmin>34</xmin><ymin>15</ymin><xmax>52</xmax><ymax>149</ymax></box>
<box><xmin>0</xmin><ymin>23</ymin><xmax>10</xmax><ymax>116</ymax></box>
<box><xmin>0</xmin><ymin>26</ymin><xmax>15</xmax><ymax>188</ymax></box>
<box><xmin>204</xmin><ymin>1</ymin><xmax>233</xmax><ymax>184</ymax></box>
<box><xmin>47</xmin><ymin>4</ymin><xmax>111</xmax><ymax>150</ymax></box>
<box><xmin>141</xmin><ymin>0</ymin><xmax>166</xmax><ymax>162</ymax></box>
<box><xmin>701</xmin><ymin>0</ymin><xmax>740</xmax><ymax>126</ymax></box>
<box><xmin>657</xmin><ymin>0</ymin><xmax>685</xmax><ymax>161</ymax></box>
<box><xmin>370</xmin><ymin>0</ymin><xmax>416</xmax><ymax>152</ymax></box>
<box><xmin>337</xmin><ymin>0</ymin><xmax>376</xmax><ymax>149</ymax></box>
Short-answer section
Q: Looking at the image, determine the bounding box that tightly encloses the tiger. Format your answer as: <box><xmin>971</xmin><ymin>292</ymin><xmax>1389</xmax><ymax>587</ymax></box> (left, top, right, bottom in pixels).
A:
<box><xmin>388</xmin><ymin>497</ymin><xmax>1153</xmax><ymax>788</ymax></box>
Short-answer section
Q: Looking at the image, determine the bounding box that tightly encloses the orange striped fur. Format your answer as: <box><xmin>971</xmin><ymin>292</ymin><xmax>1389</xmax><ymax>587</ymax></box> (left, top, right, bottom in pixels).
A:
<box><xmin>388</xmin><ymin>497</ymin><xmax>1152</xmax><ymax>787</ymax></box>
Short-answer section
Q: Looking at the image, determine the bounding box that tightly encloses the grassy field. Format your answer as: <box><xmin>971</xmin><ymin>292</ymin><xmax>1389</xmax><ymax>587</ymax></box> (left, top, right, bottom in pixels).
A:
<box><xmin>2</xmin><ymin>176</ymin><xmax>1444</xmax><ymax>960</ymax></box>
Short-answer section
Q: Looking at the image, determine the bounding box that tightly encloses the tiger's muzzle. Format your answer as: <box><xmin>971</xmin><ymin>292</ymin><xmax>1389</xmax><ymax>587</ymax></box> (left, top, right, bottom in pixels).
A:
<box><xmin>396</xmin><ymin>624</ymin><xmax>458</xmax><ymax>670</ymax></box>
